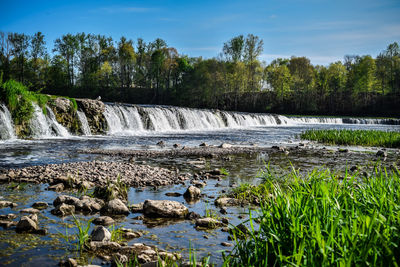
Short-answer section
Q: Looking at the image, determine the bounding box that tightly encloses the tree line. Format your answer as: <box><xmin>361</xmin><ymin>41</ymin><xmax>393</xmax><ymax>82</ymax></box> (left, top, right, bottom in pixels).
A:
<box><xmin>0</xmin><ymin>31</ymin><xmax>399</xmax><ymax>116</ymax></box>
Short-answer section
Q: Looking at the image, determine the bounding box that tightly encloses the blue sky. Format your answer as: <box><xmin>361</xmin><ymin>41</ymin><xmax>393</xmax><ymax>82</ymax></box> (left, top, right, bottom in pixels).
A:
<box><xmin>0</xmin><ymin>0</ymin><xmax>399</xmax><ymax>65</ymax></box>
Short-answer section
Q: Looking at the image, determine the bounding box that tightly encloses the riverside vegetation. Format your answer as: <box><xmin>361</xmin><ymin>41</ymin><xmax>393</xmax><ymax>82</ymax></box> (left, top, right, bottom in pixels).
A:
<box><xmin>224</xmin><ymin>165</ymin><xmax>400</xmax><ymax>266</ymax></box>
<box><xmin>300</xmin><ymin>129</ymin><xmax>400</xmax><ymax>148</ymax></box>
<box><xmin>1</xmin><ymin>31</ymin><xmax>399</xmax><ymax>116</ymax></box>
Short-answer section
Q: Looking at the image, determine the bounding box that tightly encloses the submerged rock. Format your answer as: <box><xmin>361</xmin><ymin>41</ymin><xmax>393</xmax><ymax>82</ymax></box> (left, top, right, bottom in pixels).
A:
<box><xmin>32</xmin><ymin>201</ymin><xmax>49</xmax><ymax>210</ymax></box>
<box><xmin>20</xmin><ymin>208</ymin><xmax>40</xmax><ymax>214</ymax></box>
<box><xmin>129</xmin><ymin>203</ymin><xmax>144</xmax><ymax>213</ymax></box>
<box><xmin>0</xmin><ymin>201</ymin><xmax>18</xmax><ymax>208</ymax></box>
<box><xmin>195</xmin><ymin>217</ymin><xmax>223</xmax><ymax>229</ymax></box>
<box><xmin>143</xmin><ymin>200</ymin><xmax>188</xmax><ymax>218</ymax></box>
<box><xmin>215</xmin><ymin>197</ymin><xmax>243</xmax><ymax>207</ymax></box>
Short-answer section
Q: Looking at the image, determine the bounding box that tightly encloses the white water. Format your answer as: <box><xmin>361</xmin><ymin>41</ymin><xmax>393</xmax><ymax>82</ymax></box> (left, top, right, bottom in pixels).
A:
<box><xmin>77</xmin><ymin>111</ymin><xmax>92</xmax><ymax>135</ymax></box>
<box><xmin>0</xmin><ymin>104</ymin><xmax>16</xmax><ymax>140</ymax></box>
<box><xmin>29</xmin><ymin>104</ymin><xmax>70</xmax><ymax>138</ymax></box>
<box><xmin>0</xmin><ymin>102</ymin><xmax>399</xmax><ymax>140</ymax></box>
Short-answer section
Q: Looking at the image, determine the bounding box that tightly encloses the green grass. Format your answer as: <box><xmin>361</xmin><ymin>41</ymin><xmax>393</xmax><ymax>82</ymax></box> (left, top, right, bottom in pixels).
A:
<box><xmin>223</xmin><ymin>166</ymin><xmax>400</xmax><ymax>267</ymax></box>
<box><xmin>300</xmin><ymin>129</ymin><xmax>400</xmax><ymax>148</ymax></box>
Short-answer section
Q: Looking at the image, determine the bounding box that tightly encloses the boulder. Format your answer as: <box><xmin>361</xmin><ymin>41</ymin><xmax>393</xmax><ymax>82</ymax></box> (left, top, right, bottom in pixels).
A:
<box><xmin>90</xmin><ymin>226</ymin><xmax>111</xmax><ymax>242</ymax></box>
<box><xmin>16</xmin><ymin>216</ymin><xmax>38</xmax><ymax>233</ymax></box>
<box><xmin>0</xmin><ymin>213</ymin><xmax>17</xmax><ymax>220</ymax></box>
<box><xmin>20</xmin><ymin>208</ymin><xmax>40</xmax><ymax>214</ymax></box>
<box><xmin>143</xmin><ymin>200</ymin><xmax>188</xmax><ymax>218</ymax></box>
<box><xmin>101</xmin><ymin>199</ymin><xmax>129</xmax><ymax>216</ymax></box>
<box><xmin>53</xmin><ymin>195</ymin><xmax>80</xmax><ymax>207</ymax></box>
<box><xmin>48</xmin><ymin>183</ymin><xmax>64</xmax><ymax>192</ymax></box>
<box><xmin>183</xmin><ymin>186</ymin><xmax>201</xmax><ymax>200</ymax></box>
<box><xmin>76</xmin><ymin>196</ymin><xmax>104</xmax><ymax>213</ymax></box>
<box><xmin>219</xmin><ymin>143</ymin><xmax>232</xmax><ymax>149</ymax></box>
<box><xmin>376</xmin><ymin>150</ymin><xmax>387</xmax><ymax>158</ymax></box>
<box><xmin>129</xmin><ymin>203</ymin><xmax>144</xmax><ymax>213</ymax></box>
<box><xmin>93</xmin><ymin>216</ymin><xmax>115</xmax><ymax>226</ymax></box>
<box><xmin>51</xmin><ymin>203</ymin><xmax>75</xmax><ymax>217</ymax></box>
<box><xmin>0</xmin><ymin>220</ymin><xmax>18</xmax><ymax>228</ymax></box>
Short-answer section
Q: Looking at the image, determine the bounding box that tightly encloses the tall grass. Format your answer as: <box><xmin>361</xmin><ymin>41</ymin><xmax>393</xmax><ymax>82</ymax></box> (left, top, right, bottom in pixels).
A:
<box><xmin>224</xmin><ymin>167</ymin><xmax>400</xmax><ymax>266</ymax></box>
<box><xmin>301</xmin><ymin>129</ymin><xmax>400</xmax><ymax>148</ymax></box>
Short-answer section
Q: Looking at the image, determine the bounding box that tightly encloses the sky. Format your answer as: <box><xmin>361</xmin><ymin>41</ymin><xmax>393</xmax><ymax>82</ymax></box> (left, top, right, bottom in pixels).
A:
<box><xmin>0</xmin><ymin>0</ymin><xmax>399</xmax><ymax>65</ymax></box>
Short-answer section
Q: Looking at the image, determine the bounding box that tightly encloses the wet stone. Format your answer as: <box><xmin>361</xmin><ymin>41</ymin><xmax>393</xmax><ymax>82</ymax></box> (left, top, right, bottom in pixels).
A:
<box><xmin>16</xmin><ymin>216</ymin><xmax>38</xmax><ymax>233</ymax></box>
<box><xmin>93</xmin><ymin>216</ymin><xmax>115</xmax><ymax>226</ymax></box>
<box><xmin>143</xmin><ymin>200</ymin><xmax>189</xmax><ymax>218</ymax></box>
<box><xmin>20</xmin><ymin>208</ymin><xmax>40</xmax><ymax>214</ymax></box>
<box><xmin>51</xmin><ymin>203</ymin><xmax>75</xmax><ymax>217</ymax></box>
<box><xmin>0</xmin><ymin>201</ymin><xmax>18</xmax><ymax>208</ymax></box>
<box><xmin>32</xmin><ymin>201</ymin><xmax>49</xmax><ymax>210</ymax></box>
<box><xmin>183</xmin><ymin>185</ymin><xmax>201</xmax><ymax>200</ymax></box>
<box><xmin>101</xmin><ymin>199</ymin><xmax>130</xmax><ymax>216</ymax></box>
<box><xmin>90</xmin><ymin>226</ymin><xmax>111</xmax><ymax>242</ymax></box>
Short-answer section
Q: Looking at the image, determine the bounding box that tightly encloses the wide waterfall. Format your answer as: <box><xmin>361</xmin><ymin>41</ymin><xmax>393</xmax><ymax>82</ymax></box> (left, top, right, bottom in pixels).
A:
<box><xmin>0</xmin><ymin>101</ymin><xmax>399</xmax><ymax>140</ymax></box>
<box><xmin>0</xmin><ymin>103</ymin><xmax>16</xmax><ymax>140</ymax></box>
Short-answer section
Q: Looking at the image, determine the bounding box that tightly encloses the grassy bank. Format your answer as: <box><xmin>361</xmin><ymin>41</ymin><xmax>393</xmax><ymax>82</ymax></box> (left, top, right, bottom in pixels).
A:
<box><xmin>224</xmin><ymin>167</ymin><xmax>400</xmax><ymax>266</ymax></box>
<box><xmin>300</xmin><ymin>129</ymin><xmax>400</xmax><ymax>148</ymax></box>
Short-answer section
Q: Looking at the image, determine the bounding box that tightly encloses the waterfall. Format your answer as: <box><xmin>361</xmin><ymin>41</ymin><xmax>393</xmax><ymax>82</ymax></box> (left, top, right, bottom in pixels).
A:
<box><xmin>0</xmin><ymin>103</ymin><xmax>16</xmax><ymax>140</ymax></box>
<box><xmin>103</xmin><ymin>104</ymin><xmax>144</xmax><ymax>134</ymax></box>
<box><xmin>29</xmin><ymin>104</ymin><xmax>70</xmax><ymax>138</ymax></box>
<box><xmin>77</xmin><ymin>111</ymin><xmax>92</xmax><ymax>135</ymax></box>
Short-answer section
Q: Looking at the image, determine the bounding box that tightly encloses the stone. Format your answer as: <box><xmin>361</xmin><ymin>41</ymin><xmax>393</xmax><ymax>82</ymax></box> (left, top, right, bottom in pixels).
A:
<box><xmin>165</xmin><ymin>192</ymin><xmax>182</xmax><ymax>197</ymax></box>
<box><xmin>143</xmin><ymin>200</ymin><xmax>188</xmax><ymax>218</ymax></box>
<box><xmin>221</xmin><ymin>218</ymin><xmax>229</xmax><ymax>225</ymax></box>
<box><xmin>0</xmin><ymin>201</ymin><xmax>18</xmax><ymax>208</ymax></box>
<box><xmin>120</xmin><ymin>228</ymin><xmax>142</xmax><ymax>239</ymax></box>
<box><xmin>0</xmin><ymin>213</ymin><xmax>17</xmax><ymax>220</ymax></box>
<box><xmin>156</xmin><ymin>141</ymin><xmax>165</xmax><ymax>147</ymax></box>
<box><xmin>77</xmin><ymin>196</ymin><xmax>104</xmax><ymax>213</ymax></box>
<box><xmin>16</xmin><ymin>216</ymin><xmax>38</xmax><ymax>232</ymax></box>
<box><xmin>90</xmin><ymin>226</ymin><xmax>111</xmax><ymax>242</ymax></box>
<box><xmin>0</xmin><ymin>220</ymin><xmax>18</xmax><ymax>228</ymax></box>
<box><xmin>48</xmin><ymin>183</ymin><xmax>64</xmax><ymax>191</ymax></box>
<box><xmin>29</xmin><ymin>213</ymin><xmax>38</xmax><ymax>223</ymax></box>
<box><xmin>219</xmin><ymin>143</ymin><xmax>232</xmax><ymax>148</ymax></box>
<box><xmin>376</xmin><ymin>150</ymin><xmax>387</xmax><ymax>158</ymax></box>
<box><xmin>93</xmin><ymin>216</ymin><xmax>115</xmax><ymax>226</ymax></box>
<box><xmin>173</xmin><ymin>143</ymin><xmax>181</xmax><ymax>148</ymax></box>
<box><xmin>215</xmin><ymin>197</ymin><xmax>243</xmax><ymax>207</ymax></box>
<box><xmin>199</xmin><ymin>142</ymin><xmax>208</xmax><ymax>147</ymax></box>
<box><xmin>186</xmin><ymin>211</ymin><xmax>201</xmax><ymax>220</ymax></box>
<box><xmin>101</xmin><ymin>199</ymin><xmax>129</xmax><ymax>216</ymax></box>
<box><xmin>51</xmin><ymin>203</ymin><xmax>75</xmax><ymax>217</ymax></box>
<box><xmin>129</xmin><ymin>203</ymin><xmax>144</xmax><ymax>213</ymax></box>
<box><xmin>221</xmin><ymin>242</ymin><xmax>233</xmax><ymax>247</ymax></box>
<box><xmin>32</xmin><ymin>201</ymin><xmax>49</xmax><ymax>210</ymax></box>
<box><xmin>183</xmin><ymin>186</ymin><xmax>201</xmax><ymax>200</ymax></box>
<box><xmin>220</xmin><ymin>207</ymin><xmax>228</xmax><ymax>215</ymax></box>
<box><xmin>20</xmin><ymin>208</ymin><xmax>40</xmax><ymax>214</ymax></box>
<box><xmin>53</xmin><ymin>195</ymin><xmax>80</xmax><ymax>207</ymax></box>
<box><xmin>195</xmin><ymin>217</ymin><xmax>223</xmax><ymax>228</ymax></box>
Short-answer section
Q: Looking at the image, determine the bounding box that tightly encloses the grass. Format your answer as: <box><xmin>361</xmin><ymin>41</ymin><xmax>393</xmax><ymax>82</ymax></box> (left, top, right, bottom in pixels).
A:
<box><xmin>223</xmin><ymin>166</ymin><xmax>400</xmax><ymax>267</ymax></box>
<box><xmin>93</xmin><ymin>174</ymin><xmax>128</xmax><ymax>202</ymax></box>
<box><xmin>59</xmin><ymin>215</ymin><xmax>93</xmax><ymax>253</ymax></box>
<box><xmin>300</xmin><ymin>129</ymin><xmax>400</xmax><ymax>148</ymax></box>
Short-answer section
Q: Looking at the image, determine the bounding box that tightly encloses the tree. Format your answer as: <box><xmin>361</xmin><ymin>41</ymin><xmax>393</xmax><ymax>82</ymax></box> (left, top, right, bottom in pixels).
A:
<box><xmin>265</xmin><ymin>63</ymin><xmax>292</xmax><ymax>104</ymax></box>
<box><xmin>244</xmin><ymin>34</ymin><xmax>264</xmax><ymax>93</ymax></box>
<box><xmin>118</xmin><ymin>37</ymin><xmax>136</xmax><ymax>88</ymax></box>
<box><xmin>8</xmin><ymin>33</ymin><xmax>30</xmax><ymax>82</ymax></box>
<box><xmin>223</xmin><ymin>35</ymin><xmax>244</xmax><ymax>63</ymax></box>
<box><xmin>53</xmin><ymin>34</ymin><xmax>79</xmax><ymax>87</ymax></box>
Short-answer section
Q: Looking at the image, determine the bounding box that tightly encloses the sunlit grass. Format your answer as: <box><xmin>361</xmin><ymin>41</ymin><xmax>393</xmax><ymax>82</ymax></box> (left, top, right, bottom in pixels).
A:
<box><xmin>300</xmin><ymin>129</ymin><xmax>400</xmax><ymax>148</ymax></box>
<box><xmin>223</xmin><ymin>166</ymin><xmax>400</xmax><ymax>266</ymax></box>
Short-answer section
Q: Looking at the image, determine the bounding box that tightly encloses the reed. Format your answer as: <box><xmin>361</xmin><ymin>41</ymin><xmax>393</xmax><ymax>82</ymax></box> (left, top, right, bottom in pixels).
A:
<box><xmin>224</xmin><ymin>166</ymin><xmax>400</xmax><ymax>266</ymax></box>
<box><xmin>300</xmin><ymin>129</ymin><xmax>400</xmax><ymax>148</ymax></box>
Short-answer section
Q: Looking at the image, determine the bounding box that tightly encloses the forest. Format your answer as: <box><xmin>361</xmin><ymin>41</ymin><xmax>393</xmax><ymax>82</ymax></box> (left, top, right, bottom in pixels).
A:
<box><xmin>0</xmin><ymin>31</ymin><xmax>399</xmax><ymax>116</ymax></box>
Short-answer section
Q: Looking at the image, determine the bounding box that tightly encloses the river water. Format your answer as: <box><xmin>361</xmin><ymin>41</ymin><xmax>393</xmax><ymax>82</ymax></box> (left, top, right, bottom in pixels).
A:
<box><xmin>0</xmin><ymin>103</ymin><xmax>399</xmax><ymax>266</ymax></box>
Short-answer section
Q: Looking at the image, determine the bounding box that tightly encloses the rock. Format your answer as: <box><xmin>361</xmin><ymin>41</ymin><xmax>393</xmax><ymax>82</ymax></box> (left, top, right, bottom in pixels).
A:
<box><xmin>29</xmin><ymin>213</ymin><xmax>38</xmax><ymax>223</ymax></box>
<box><xmin>221</xmin><ymin>218</ymin><xmax>229</xmax><ymax>225</ymax></box>
<box><xmin>88</xmin><ymin>241</ymin><xmax>121</xmax><ymax>251</ymax></box>
<box><xmin>51</xmin><ymin>203</ymin><xmax>75</xmax><ymax>217</ymax></box>
<box><xmin>220</xmin><ymin>207</ymin><xmax>228</xmax><ymax>215</ymax></box>
<box><xmin>199</xmin><ymin>142</ymin><xmax>208</xmax><ymax>147</ymax></box>
<box><xmin>0</xmin><ymin>220</ymin><xmax>18</xmax><ymax>228</ymax></box>
<box><xmin>350</xmin><ymin>166</ymin><xmax>358</xmax><ymax>172</ymax></box>
<box><xmin>143</xmin><ymin>200</ymin><xmax>188</xmax><ymax>218</ymax></box>
<box><xmin>0</xmin><ymin>213</ymin><xmax>17</xmax><ymax>220</ymax></box>
<box><xmin>186</xmin><ymin>211</ymin><xmax>201</xmax><ymax>220</ymax></box>
<box><xmin>48</xmin><ymin>183</ymin><xmax>64</xmax><ymax>191</ymax></box>
<box><xmin>173</xmin><ymin>143</ymin><xmax>181</xmax><ymax>148</ymax></box>
<box><xmin>20</xmin><ymin>208</ymin><xmax>40</xmax><ymax>214</ymax></box>
<box><xmin>215</xmin><ymin>197</ymin><xmax>243</xmax><ymax>207</ymax></box>
<box><xmin>219</xmin><ymin>143</ymin><xmax>232</xmax><ymax>148</ymax></box>
<box><xmin>101</xmin><ymin>199</ymin><xmax>129</xmax><ymax>216</ymax></box>
<box><xmin>129</xmin><ymin>203</ymin><xmax>144</xmax><ymax>213</ymax></box>
<box><xmin>16</xmin><ymin>216</ymin><xmax>38</xmax><ymax>232</ymax></box>
<box><xmin>221</xmin><ymin>242</ymin><xmax>233</xmax><ymax>247</ymax></box>
<box><xmin>165</xmin><ymin>192</ymin><xmax>182</xmax><ymax>197</ymax></box>
<box><xmin>120</xmin><ymin>228</ymin><xmax>142</xmax><ymax>239</ymax></box>
<box><xmin>191</xmin><ymin>180</ymin><xmax>206</xmax><ymax>188</ymax></box>
<box><xmin>376</xmin><ymin>150</ymin><xmax>387</xmax><ymax>158</ymax></box>
<box><xmin>93</xmin><ymin>216</ymin><xmax>115</xmax><ymax>226</ymax></box>
<box><xmin>59</xmin><ymin>258</ymin><xmax>78</xmax><ymax>267</ymax></box>
<box><xmin>156</xmin><ymin>141</ymin><xmax>165</xmax><ymax>147</ymax></box>
<box><xmin>0</xmin><ymin>201</ymin><xmax>18</xmax><ymax>208</ymax></box>
<box><xmin>195</xmin><ymin>217</ymin><xmax>223</xmax><ymax>228</ymax></box>
<box><xmin>90</xmin><ymin>226</ymin><xmax>111</xmax><ymax>242</ymax></box>
<box><xmin>53</xmin><ymin>195</ymin><xmax>80</xmax><ymax>207</ymax></box>
<box><xmin>77</xmin><ymin>196</ymin><xmax>104</xmax><ymax>213</ymax></box>
<box><xmin>338</xmin><ymin>148</ymin><xmax>349</xmax><ymax>153</ymax></box>
<box><xmin>32</xmin><ymin>201</ymin><xmax>49</xmax><ymax>210</ymax></box>
<box><xmin>183</xmin><ymin>186</ymin><xmax>201</xmax><ymax>200</ymax></box>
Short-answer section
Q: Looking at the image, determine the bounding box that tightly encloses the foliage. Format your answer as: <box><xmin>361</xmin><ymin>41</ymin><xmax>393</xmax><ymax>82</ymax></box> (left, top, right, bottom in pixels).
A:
<box><xmin>224</xmin><ymin>166</ymin><xmax>400</xmax><ymax>266</ymax></box>
<box><xmin>1</xmin><ymin>30</ymin><xmax>400</xmax><ymax>116</ymax></box>
<box><xmin>300</xmin><ymin>129</ymin><xmax>400</xmax><ymax>148</ymax></box>
<box><xmin>93</xmin><ymin>174</ymin><xmax>128</xmax><ymax>202</ymax></box>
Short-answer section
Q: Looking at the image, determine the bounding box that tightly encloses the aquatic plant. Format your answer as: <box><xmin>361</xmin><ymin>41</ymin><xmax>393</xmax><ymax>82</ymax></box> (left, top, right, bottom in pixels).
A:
<box><xmin>93</xmin><ymin>174</ymin><xmax>128</xmax><ymax>202</ymax></box>
<box><xmin>300</xmin><ymin>129</ymin><xmax>400</xmax><ymax>148</ymax></box>
<box><xmin>108</xmin><ymin>224</ymin><xmax>125</xmax><ymax>243</ymax></box>
<box><xmin>72</xmin><ymin>215</ymin><xmax>93</xmax><ymax>252</ymax></box>
<box><xmin>223</xmin><ymin>166</ymin><xmax>400</xmax><ymax>266</ymax></box>
<box><xmin>219</xmin><ymin>168</ymin><xmax>229</xmax><ymax>176</ymax></box>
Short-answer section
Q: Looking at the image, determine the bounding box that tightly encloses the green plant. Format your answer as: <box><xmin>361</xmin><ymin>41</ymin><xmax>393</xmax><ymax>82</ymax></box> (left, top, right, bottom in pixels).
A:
<box><xmin>224</xmin><ymin>166</ymin><xmax>400</xmax><ymax>266</ymax></box>
<box><xmin>93</xmin><ymin>174</ymin><xmax>128</xmax><ymax>202</ymax></box>
<box><xmin>220</xmin><ymin>168</ymin><xmax>229</xmax><ymax>176</ymax></box>
<box><xmin>300</xmin><ymin>129</ymin><xmax>400</xmax><ymax>148</ymax></box>
<box><xmin>109</xmin><ymin>224</ymin><xmax>125</xmax><ymax>243</ymax></box>
<box><xmin>71</xmin><ymin>214</ymin><xmax>93</xmax><ymax>252</ymax></box>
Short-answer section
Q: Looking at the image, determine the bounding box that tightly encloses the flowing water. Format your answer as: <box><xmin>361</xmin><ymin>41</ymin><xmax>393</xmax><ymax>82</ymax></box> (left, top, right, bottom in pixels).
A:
<box><xmin>0</xmin><ymin>103</ymin><xmax>399</xmax><ymax>266</ymax></box>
